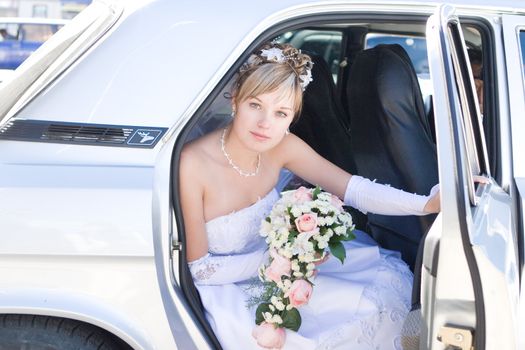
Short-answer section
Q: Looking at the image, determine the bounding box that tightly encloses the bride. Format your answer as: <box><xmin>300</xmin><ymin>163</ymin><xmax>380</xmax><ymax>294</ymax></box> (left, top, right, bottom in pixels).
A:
<box><xmin>180</xmin><ymin>42</ymin><xmax>440</xmax><ymax>350</ymax></box>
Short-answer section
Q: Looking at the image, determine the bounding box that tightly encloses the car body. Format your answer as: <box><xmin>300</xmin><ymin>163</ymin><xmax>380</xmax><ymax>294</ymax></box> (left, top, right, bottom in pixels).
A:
<box><xmin>0</xmin><ymin>0</ymin><xmax>524</xmax><ymax>349</ymax></box>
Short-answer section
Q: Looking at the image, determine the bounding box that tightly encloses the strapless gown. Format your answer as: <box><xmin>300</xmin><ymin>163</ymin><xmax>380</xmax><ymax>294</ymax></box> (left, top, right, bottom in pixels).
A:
<box><xmin>189</xmin><ymin>189</ymin><xmax>413</xmax><ymax>350</ymax></box>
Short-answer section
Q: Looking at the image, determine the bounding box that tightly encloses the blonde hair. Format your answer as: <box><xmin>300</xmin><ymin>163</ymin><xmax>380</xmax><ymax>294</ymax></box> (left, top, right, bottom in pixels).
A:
<box><xmin>232</xmin><ymin>43</ymin><xmax>312</xmax><ymax>120</ymax></box>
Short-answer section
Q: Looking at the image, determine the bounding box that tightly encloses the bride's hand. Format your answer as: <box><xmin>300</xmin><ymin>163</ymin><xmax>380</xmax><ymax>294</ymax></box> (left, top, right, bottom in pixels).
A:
<box><xmin>423</xmin><ymin>176</ymin><xmax>490</xmax><ymax>214</ymax></box>
<box><xmin>313</xmin><ymin>252</ymin><xmax>330</xmax><ymax>266</ymax></box>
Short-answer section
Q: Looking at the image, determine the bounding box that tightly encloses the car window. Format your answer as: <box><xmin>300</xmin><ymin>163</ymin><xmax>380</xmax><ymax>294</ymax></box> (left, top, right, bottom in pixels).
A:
<box><xmin>0</xmin><ymin>22</ymin><xmax>67</xmax><ymax>70</ymax></box>
<box><xmin>21</xmin><ymin>24</ymin><xmax>60</xmax><ymax>42</ymax></box>
<box><xmin>365</xmin><ymin>33</ymin><xmax>429</xmax><ymax>75</ymax></box>
<box><xmin>0</xmin><ymin>23</ymin><xmax>19</xmax><ymax>41</ymax></box>
<box><xmin>0</xmin><ymin>2</ymin><xmax>122</xmax><ymax>125</ymax></box>
<box><xmin>364</xmin><ymin>33</ymin><xmax>433</xmax><ymax>115</ymax></box>
<box><xmin>448</xmin><ymin>21</ymin><xmax>489</xmax><ymax>204</ymax></box>
<box><xmin>278</xmin><ymin>29</ymin><xmax>343</xmax><ymax>83</ymax></box>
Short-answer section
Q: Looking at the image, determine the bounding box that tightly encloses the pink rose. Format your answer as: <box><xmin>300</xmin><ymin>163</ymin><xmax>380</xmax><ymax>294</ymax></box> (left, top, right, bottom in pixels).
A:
<box><xmin>293</xmin><ymin>186</ymin><xmax>312</xmax><ymax>204</ymax></box>
<box><xmin>285</xmin><ymin>279</ymin><xmax>313</xmax><ymax>308</ymax></box>
<box><xmin>265</xmin><ymin>250</ymin><xmax>291</xmax><ymax>283</ymax></box>
<box><xmin>294</xmin><ymin>213</ymin><xmax>318</xmax><ymax>233</ymax></box>
<box><xmin>331</xmin><ymin>194</ymin><xmax>344</xmax><ymax>210</ymax></box>
<box><xmin>252</xmin><ymin>322</ymin><xmax>286</xmax><ymax>349</ymax></box>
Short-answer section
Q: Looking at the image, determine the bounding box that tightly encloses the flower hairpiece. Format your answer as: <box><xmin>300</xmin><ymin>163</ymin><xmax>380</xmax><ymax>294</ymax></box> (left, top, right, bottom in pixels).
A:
<box><xmin>246</xmin><ymin>46</ymin><xmax>313</xmax><ymax>91</ymax></box>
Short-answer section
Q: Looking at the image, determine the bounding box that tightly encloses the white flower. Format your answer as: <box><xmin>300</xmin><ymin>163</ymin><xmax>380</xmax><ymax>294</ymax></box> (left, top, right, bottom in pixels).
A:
<box><xmin>291</xmin><ymin>231</ymin><xmax>315</xmax><ymax>256</ymax></box>
<box><xmin>300</xmin><ymin>68</ymin><xmax>313</xmax><ymax>91</ymax></box>
<box><xmin>334</xmin><ymin>226</ymin><xmax>346</xmax><ymax>235</ymax></box>
<box><xmin>260</xmin><ymin>48</ymin><xmax>286</xmax><ymax>62</ymax></box>
<box><xmin>272</xmin><ymin>315</ymin><xmax>284</xmax><ymax>325</ymax></box>
<box><xmin>291</xmin><ymin>205</ymin><xmax>302</xmax><ymax>218</ymax></box>
<box><xmin>318</xmin><ymin>239</ymin><xmax>329</xmax><ymax>249</ymax></box>
<box><xmin>293</xmin><ymin>271</ymin><xmax>304</xmax><ymax>277</ymax></box>
<box><xmin>298</xmin><ymin>252</ymin><xmax>315</xmax><ymax>263</ymax></box>
<box><xmin>317</xmin><ymin>192</ymin><xmax>331</xmax><ymax>201</ymax></box>
<box><xmin>299</xmin><ymin>204</ymin><xmax>311</xmax><ymax>213</ymax></box>
<box><xmin>271</xmin><ymin>296</ymin><xmax>286</xmax><ymax>311</ymax></box>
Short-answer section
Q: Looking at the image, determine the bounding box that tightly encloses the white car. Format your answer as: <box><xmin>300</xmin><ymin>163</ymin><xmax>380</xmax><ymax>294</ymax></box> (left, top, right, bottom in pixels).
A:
<box><xmin>0</xmin><ymin>0</ymin><xmax>523</xmax><ymax>349</ymax></box>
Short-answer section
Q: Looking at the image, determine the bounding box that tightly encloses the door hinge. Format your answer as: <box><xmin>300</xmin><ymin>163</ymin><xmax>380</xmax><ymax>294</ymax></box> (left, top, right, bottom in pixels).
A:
<box><xmin>437</xmin><ymin>325</ymin><xmax>474</xmax><ymax>350</ymax></box>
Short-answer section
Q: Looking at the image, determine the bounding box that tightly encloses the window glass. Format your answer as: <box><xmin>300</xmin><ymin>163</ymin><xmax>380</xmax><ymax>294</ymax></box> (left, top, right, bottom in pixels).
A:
<box><xmin>520</xmin><ymin>30</ymin><xmax>525</xmax><ymax>80</ymax></box>
<box><xmin>448</xmin><ymin>22</ymin><xmax>488</xmax><ymax>204</ymax></box>
<box><xmin>21</xmin><ymin>24</ymin><xmax>57</xmax><ymax>42</ymax></box>
<box><xmin>0</xmin><ymin>23</ymin><xmax>19</xmax><ymax>41</ymax></box>
<box><xmin>365</xmin><ymin>34</ymin><xmax>429</xmax><ymax>75</ymax></box>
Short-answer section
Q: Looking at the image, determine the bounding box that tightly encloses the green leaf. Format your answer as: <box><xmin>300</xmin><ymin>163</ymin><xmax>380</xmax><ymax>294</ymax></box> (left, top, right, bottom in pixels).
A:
<box><xmin>282</xmin><ymin>307</ymin><xmax>302</xmax><ymax>331</ymax></box>
<box><xmin>265</xmin><ymin>217</ymin><xmax>271</xmax><ymax>223</ymax></box>
<box><xmin>344</xmin><ymin>230</ymin><xmax>356</xmax><ymax>241</ymax></box>
<box><xmin>312</xmin><ymin>186</ymin><xmax>322</xmax><ymax>200</ymax></box>
<box><xmin>255</xmin><ymin>303</ymin><xmax>272</xmax><ymax>325</ymax></box>
<box><xmin>329</xmin><ymin>241</ymin><xmax>346</xmax><ymax>264</ymax></box>
<box><xmin>344</xmin><ymin>227</ymin><xmax>356</xmax><ymax>241</ymax></box>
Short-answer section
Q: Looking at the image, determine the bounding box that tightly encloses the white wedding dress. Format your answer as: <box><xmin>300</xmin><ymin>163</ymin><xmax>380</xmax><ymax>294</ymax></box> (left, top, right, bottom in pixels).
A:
<box><xmin>189</xmin><ymin>189</ymin><xmax>413</xmax><ymax>350</ymax></box>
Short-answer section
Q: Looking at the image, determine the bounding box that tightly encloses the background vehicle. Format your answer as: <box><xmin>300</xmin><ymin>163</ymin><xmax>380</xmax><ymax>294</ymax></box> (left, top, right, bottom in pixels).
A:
<box><xmin>0</xmin><ymin>17</ymin><xmax>67</xmax><ymax>83</ymax></box>
<box><xmin>0</xmin><ymin>0</ymin><xmax>523</xmax><ymax>349</ymax></box>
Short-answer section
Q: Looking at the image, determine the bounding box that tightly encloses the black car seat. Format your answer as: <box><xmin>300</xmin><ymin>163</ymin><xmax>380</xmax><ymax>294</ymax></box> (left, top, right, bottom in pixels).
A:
<box><xmin>290</xmin><ymin>54</ymin><xmax>367</xmax><ymax>230</ymax></box>
<box><xmin>346</xmin><ymin>44</ymin><xmax>438</xmax><ymax>269</ymax></box>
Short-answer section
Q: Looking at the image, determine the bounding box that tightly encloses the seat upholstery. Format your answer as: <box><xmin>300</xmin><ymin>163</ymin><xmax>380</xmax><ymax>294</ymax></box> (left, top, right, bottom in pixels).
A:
<box><xmin>291</xmin><ymin>54</ymin><xmax>367</xmax><ymax>230</ymax></box>
<box><xmin>346</xmin><ymin>44</ymin><xmax>438</xmax><ymax>269</ymax></box>
<box><xmin>291</xmin><ymin>54</ymin><xmax>356</xmax><ymax>174</ymax></box>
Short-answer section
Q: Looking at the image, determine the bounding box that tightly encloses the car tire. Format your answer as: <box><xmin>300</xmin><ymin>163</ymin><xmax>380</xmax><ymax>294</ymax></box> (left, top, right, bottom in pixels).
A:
<box><xmin>0</xmin><ymin>314</ymin><xmax>127</xmax><ymax>350</ymax></box>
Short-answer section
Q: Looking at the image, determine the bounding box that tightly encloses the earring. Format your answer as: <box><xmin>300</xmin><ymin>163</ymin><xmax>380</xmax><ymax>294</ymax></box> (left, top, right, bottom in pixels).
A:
<box><xmin>285</xmin><ymin>129</ymin><xmax>290</xmax><ymax>135</ymax></box>
<box><xmin>231</xmin><ymin>110</ymin><xmax>236</xmax><ymax>118</ymax></box>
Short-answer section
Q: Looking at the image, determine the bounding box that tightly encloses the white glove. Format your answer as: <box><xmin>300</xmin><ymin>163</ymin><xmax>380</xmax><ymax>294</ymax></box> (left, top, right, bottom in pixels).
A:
<box><xmin>188</xmin><ymin>250</ymin><xmax>268</xmax><ymax>285</ymax></box>
<box><xmin>344</xmin><ymin>175</ymin><xmax>439</xmax><ymax>216</ymax></box>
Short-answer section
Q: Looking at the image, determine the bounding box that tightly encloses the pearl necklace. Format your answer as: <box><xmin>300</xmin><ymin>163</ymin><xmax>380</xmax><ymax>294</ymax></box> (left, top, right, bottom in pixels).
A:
<box><xmin>220</xmin><ymin>128</ymin><xmax>261</xmax><ymax>177</ymax></box>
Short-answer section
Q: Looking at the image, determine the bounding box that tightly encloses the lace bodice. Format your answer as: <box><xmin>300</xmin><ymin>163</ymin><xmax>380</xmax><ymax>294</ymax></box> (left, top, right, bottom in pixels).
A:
<box><xmin>205</xmin><ymin>188</ymin><xmax>278</xmax><ymax>254</ymax></box>
<box><xmin>189</xmin><ymin>189</ymin><xmax>278</xmax><ymax>285</ymax></box>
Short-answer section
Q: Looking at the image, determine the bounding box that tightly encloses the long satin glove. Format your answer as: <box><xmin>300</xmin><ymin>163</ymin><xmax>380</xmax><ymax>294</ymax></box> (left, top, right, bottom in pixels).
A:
<box><xmin>188</xmin><ymin>250</ymin><xmax>268</xmax><ymax>285</ymax></box>
<box><xmin>344</xmin><ymin>175</ymin><xmax>439</xmax><ymax>215</ymax></box>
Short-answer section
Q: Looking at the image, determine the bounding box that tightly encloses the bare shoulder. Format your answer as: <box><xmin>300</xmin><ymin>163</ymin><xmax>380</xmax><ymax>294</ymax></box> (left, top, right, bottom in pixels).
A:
<box><xmin>180</xmin><ymin>130</ymin><xmax>221</xmax><ymax>185</ymax></box>
<box><xmin>270</xmin><ymin>133</ymin><xmax>310</xmax><ymax>165</ymax></box>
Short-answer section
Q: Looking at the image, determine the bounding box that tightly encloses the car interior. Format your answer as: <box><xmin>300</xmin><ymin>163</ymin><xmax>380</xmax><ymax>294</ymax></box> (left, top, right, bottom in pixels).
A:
<box><xmin>172</xmin><ymin>15</ymin><xmax>491</xmax><ymax>348</ymax></box>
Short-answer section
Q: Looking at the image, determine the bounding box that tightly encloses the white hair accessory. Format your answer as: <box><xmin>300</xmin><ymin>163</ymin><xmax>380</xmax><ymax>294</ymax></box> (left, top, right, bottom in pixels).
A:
<box><xmin>247</xmin><ymin>46</ymin><xmax>313</xmax><ymax>91</ymax></box>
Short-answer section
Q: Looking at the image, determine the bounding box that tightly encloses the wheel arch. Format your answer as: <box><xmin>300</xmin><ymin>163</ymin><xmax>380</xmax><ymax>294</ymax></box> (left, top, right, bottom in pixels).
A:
<box><xmin>0</xmin><ymin>288</ymin><xmax>153</xmax><ymax>350</ymax></box>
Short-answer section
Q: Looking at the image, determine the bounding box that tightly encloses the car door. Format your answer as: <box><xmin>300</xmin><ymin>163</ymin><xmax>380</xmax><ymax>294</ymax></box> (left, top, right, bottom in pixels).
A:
<box><xmin>422</xmin><ymin>5</ymin><xmax>518</xmax><ymax>349</ymax></box>
<box><xmin>501</xmin><ymin>13</ymin><xmax>525</xmax><ymax>350</ymax></box>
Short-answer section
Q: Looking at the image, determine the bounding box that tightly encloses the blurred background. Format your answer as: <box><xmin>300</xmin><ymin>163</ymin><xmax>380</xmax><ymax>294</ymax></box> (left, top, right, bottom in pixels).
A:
<box><xmin>0</xmin><ymin>0</ymin><xmax>92</xmax><ymax>82</ymax></box>
<box><xmin>0</xmin><ymin>0</ymin><xmax>91</xmax><ymax>19</ymax></box>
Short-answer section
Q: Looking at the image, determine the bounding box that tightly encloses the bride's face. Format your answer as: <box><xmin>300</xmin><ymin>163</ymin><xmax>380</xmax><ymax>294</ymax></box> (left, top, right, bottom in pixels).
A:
<box><xmin>232</xmin><ymin>89</ymin><xmax>295</xmax><ymax>153</ymax></box>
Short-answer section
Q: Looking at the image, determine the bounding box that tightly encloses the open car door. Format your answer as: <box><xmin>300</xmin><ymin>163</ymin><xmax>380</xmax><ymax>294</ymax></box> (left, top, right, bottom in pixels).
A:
<box><xmin>422</xmin><ymin>5</ymin><xmax>519</xmax><ymax>349</ymax></box>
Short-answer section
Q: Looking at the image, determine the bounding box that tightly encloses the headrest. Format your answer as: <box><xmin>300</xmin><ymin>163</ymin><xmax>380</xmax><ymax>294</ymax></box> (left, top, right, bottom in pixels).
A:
<box><xmin>347</xmin><ymin>44</ymin><xmax>437</xmax><ymax>194</ymax></box>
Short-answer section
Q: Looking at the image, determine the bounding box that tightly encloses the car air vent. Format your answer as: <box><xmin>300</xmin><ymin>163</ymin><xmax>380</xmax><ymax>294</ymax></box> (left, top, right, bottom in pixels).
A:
<box><xmin>0</xmin><ymin>119</ymin><xmax>167</xmax><ymax>148</ymax></box>
<box><xmin>42</xmin><ymin>124</ymin><xmax>133</xmax><ymax>144</ymax></box>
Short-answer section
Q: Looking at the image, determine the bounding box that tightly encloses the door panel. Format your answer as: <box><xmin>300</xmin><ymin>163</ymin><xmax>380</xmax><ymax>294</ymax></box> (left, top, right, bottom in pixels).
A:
<box><xmin>425</xmin><ymin>5</ymin><xmax>517</xmax><ymax>349</ymax></box>
<box><xmin>502</xmin><ymin>14</ymin><xmax>525</xmax><ymax>350</ymax></box>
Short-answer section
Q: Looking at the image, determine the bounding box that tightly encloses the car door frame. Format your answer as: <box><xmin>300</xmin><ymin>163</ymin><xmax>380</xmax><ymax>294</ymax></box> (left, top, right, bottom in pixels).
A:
<box><xmin>423</xmin><ymin>4</ymin><xmax>518</xmax><ymax>349</ymax></box>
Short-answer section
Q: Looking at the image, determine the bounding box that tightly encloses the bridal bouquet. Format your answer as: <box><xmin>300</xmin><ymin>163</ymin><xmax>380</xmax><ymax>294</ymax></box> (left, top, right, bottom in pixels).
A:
<box><xmin>251</xmin><ymin>186</ymin><xmax>355</xmax><ymax>349</ymax></box>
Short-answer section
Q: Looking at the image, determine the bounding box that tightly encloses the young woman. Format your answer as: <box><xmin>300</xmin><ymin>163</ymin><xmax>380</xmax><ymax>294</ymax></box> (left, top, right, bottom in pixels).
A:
<box><xmin>180</xmin><ymin>42</ymin><xmax>439</xmax><ymax>349</ymax></box>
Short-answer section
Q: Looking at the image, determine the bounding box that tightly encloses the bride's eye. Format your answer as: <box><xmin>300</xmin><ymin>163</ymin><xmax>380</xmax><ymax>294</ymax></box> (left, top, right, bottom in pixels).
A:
<box><xmin>276</xmin><ymin>111</ymin><xmax>288</xmax><ymax>118</ymax></box>
<box><xmin>249</xmin><ymin>102</ymin><xmax>261</xmax><ymax>110</ymax></box>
